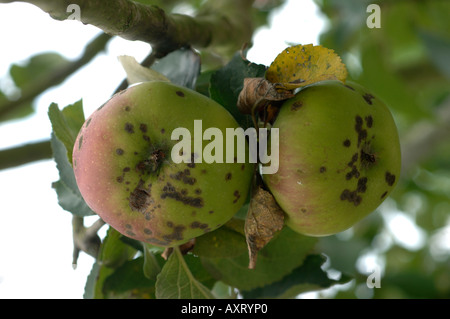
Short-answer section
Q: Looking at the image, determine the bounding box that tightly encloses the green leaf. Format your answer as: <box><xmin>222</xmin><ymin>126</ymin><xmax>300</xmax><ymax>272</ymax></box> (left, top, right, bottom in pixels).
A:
<box><xmin>48</xmin><ymin>100</ymin><xmax>85</xmax><ymax>163</ymax></box>
<box><xmin>152</xmin><ymin>48</ymin><xmax>201</xmax><ymax>89</ymax></box>
<box><xmin>50</xmin><ymin>133</ymin><xmax>94</xmax><ymax>216</ymax></box>
<box><xmin>209</xmin><ymin>52</ymin><xmax>267</xmax><ymax>128</ymax></box>
<box><xmin>200</xmin><ymin>226</ymin><xmax>318</xmax><ymax>291</ymax></box>
<box><xmin>102</xmin><ymin>257</ymin><xmax>156</xmax><ymax>299</ymax></box>
<box><xmin>155</xmin><ymin>247</ymin><xmax>215</xmax><ymax>299</ymax></box>
<box><xmin>143</xmin><ymin>243</ymin><xmax>163</xmax><ymax>281</ymax></box>
<box><xmin>9</xmin><ymin>52</ymin><xmax>68</xmax><ymax>89</ymax></box>
<box><xmin>83</xmin><ymin>260</ymin><xmax>114</xmax><ymax>299</ymax></box>
<box><xmin>98</xmin><ymin>227</ymin><xmax>137</xmax><ymax>268</ymax></box>
<box><xmin>241</xmin><ymin>254</ymin><xmax>352</xmax><ymax>298</ymax></box>
<box><xmin>192</xmin><ymin>224</ymin><xmax>248</xmax><ymax>259</ymax></box>
<box><xmin>418</xmin><ymin>30</ymin><xmax>450</xmax><ymax>79</ymax></box>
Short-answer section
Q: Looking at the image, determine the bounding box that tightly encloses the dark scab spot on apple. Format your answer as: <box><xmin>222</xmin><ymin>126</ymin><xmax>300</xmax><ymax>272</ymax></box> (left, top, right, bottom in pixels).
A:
<box><xmin>123</xmin><ymin>167</ymin><xmax>130</xmax><ymax>172</ymax></box>
<box><xmin>191</xmin><ymin>221</ymin><xmax>209</xmax><ymax>229</ymax></box>
<box><xmin>144</xmin><ymin>228</ymin><xmax>152</xmax><ymax>235</ymax></box>
<box><xmin>385</xmin><ymin>172</ymin><xmax>396</xmax><ymax>186</ymax></box>
<box><xmin>340</xmin><ymin>189</ymin><xmax>362</xmax><ymax>206</ymax></box>
<box><xmin>209</xmin><ymin>210</ymin><xmax>214</xmax><ymax>214</ymax></box>
<box><xmin>161</xmin><ymin>182</ymin><xmax>204</xmax><ymax>208</ymax></box>
<box><xmin>126</xmin><ymin>230</ymin><xmax>136</xmax><ymax>237</ymax></box>
<box><xmin>320</xmin><ymin>166</ymin><xmax>327</xmax><ymax>173</ymax></box>
<box><xmin>125</xmin><ymin>224</ymin><xmax>132</xmax><ymax>229</ymax></box>
<box><xmin>355</xmin><ymin>115</ymin><xmax>363</xmax><ymax>132</ymax></box>
<box><xmin>365</xmin><ymin>115</ymin><xmax>373</xmax><ymax>128</ymax></box>
<box><xmin>201</xmin><ymin>169</ymin><xmax>207</xmax><ymax>174</ymax></box>
<box><xmin>291</xmin><ymin>100</ymin><xmax>303</xmax><ymax>111</ymax></box>
<box><xmin>344</xmin><ymin>84</ymin><xmax>355</xmax><ymax>91</ymax></box>
<box><xmin>85</xmin><ymin>118</ymin><xmax>92</xmax><ymax>128</ymax></box>
<box><xmin>170</xmin><ymin>170</ymin><xmax>196</xmax><ymax>185</ymax></box>
<box><xmin>381</xmin><ymin>191</ymin><xmax>388</xmax><ymax>199</ymax></box>
<box><xmin>363</xmin><ymin>93</ymin><xmax>375</xmax><ymax>105</ymax></box>
<box><xmin>143</xmin><ymin>135</ymin><xmax>150</xmax><ymax>142</ymax></box>
<box><xmin>241</xmin><ymin>164</ymin><xmax>246</xmax><ymax>171</ymax></box>
<box><xmin>191</xmin><ymin>221</ymin><xmax>201</xmax><ymax>229</ymax></box>
<box><xmin>176</xmin><ymin>91</ymin><xmax>185</xmax><ymax>97</ymax></box>
<box><xmin>129</xmin><ymin>180</ymin><xmax>152</xmax><ymax>213</ymax></box>
<box><xmin>357</xmin><ymin>177</ymin><xmax>368</xmax><ymax>193</ymax></box>
<box><xmin>116</xmin><ymin>148</ymin><xmax>124</xmax><ymax>155</ymax></box>
<box><xmin>361</xmin><ymin>149</ymin><xmax>376</xmax><ymax>165</ymax></box>
<box><xmin>233</xmin><ymin>190</ymin><xmax>241</xmax><ymax>204</ymax></box>
<box><xmin>124</xmin><ymin>106</ymin><xmax>131</xmax><ymax>112</ymax></box>
<box><xmin>195</xmin><ymin>189</ymin><xmax>202</xmax><ymax>195</ymax></box>
<box><xmin>358</xmin><ymin>130</ymin><xmax>367</xmax><ymax>148</ymax></box>
<box><xmin>167</xmin><ymin>221</ymin><xmax>174</xmax><ymax>228</ymax></box>
<box><xmin>187</xmin><ymin>153</ymin><xmax>196</xmax><ymax>168</ymax></box>
<box><xmin>116</xmin><ymin>176</ymin><xmax>124</xmax><ymax>183</ymax></box>
<box><xmin>97</xmin><ymin>102</ymin><xmax>107</xmax><ymax>111</ymax></box>
<box><xmin>161</xmin><ymin>128</ymin><xmax>166</xmax><ymax>134</ymax></box>
<box><xmin>225</xmin><ymin>172</ymin><xmax>232</xmax><ymax>181</ymax></box>
<box><xmin>346</xmin><ymin>166</ymin><xmax>360</xmax><ymax>180</ymax></box>
<box><xmin>348</xmin><ymin>153</ymin><xmax>358</xmax><ymax>167</ymax></box>
<box><xmin>139</xmin><ymin>124</ymin><xmax>148</xmax><ymax>133</ymax></box>
<box><xmin>146</xmin><ymin>237</ymin><xmax>170</xmax><ymax>246</ymax></box>
<box><xmin>78</xmin><ymin>135</ymin><xmax>83</xmax><ymax>150</ymax></box>
<box><xmin>301</xmin><ymin>208</ymin><xmax>307</xmax><ymax>213</ymax></box>
<box><xmin>343</xmin><ymin>139</ymin><xmax>351</xmax><ymax>147</ymax></box>
<box><xmin>163</xmin><ymin>224</ymin><xmax>186</xmax><ymax>242</ymax></box>
<box><xmin>124</xmin><ymin>122</ymin><xmax>134</xmax><ymax>134</ymax></box>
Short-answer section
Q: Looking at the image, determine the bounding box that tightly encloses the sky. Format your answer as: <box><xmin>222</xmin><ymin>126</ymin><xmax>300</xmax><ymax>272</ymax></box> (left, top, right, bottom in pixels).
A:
<box><xmin>0</xmin><ymin>0</ymin><xmax>327</xmax><ymax>299</ymax></box>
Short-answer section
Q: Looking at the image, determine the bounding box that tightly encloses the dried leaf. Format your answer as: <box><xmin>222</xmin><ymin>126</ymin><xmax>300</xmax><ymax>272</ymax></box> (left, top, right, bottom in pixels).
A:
<box><xmin>265</xmin><ymin>44</ymin><xmax>348</xmax><ymax>89</ymax></box>
<box><xmin>245</xmin><ymin>186</ymin><xmax>285</xmax><ymax>269</ymax></box>
<box><xmin>236</xmin><ymin>77</ymin><xmax>294</xmax><ymax>115</ymax></box>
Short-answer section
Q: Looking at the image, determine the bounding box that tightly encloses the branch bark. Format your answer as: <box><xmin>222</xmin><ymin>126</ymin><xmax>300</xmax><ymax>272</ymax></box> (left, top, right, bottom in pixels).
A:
<box><xmin>0</xmin><ymin>0</ymin><xmax>254</xmax><ymax>58</ymax></box>
<box><xmin>0</xmin><ymin>139</ymin><xmax>52</xmax><ymax>170</ymax></box>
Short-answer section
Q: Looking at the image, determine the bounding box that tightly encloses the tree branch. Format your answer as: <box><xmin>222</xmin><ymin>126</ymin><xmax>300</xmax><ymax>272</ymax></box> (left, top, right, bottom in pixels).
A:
<box><xmin>0</xmin><ymin>139</ymin><xmax>52</xmax><ymax>170</ymax></box>
<box><xmin>0</xmin><ymin>32</ymin><xmax>112</xmax><ymax>121</ymax></box>
<box><xmin>0</xmin><ymin>0</ymin><xmax>254</xmax><ymax>58</ymax></box>
<box><xmin>72</xmin><ymin>216</ymin><xmax>105</xmax><ymax>268</ymax></box>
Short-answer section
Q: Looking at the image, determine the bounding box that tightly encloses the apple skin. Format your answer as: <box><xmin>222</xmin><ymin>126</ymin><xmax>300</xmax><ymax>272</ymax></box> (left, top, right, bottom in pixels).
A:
<box><xmin>73</xmin><ymin>81</ymin><xmax>254</xmax><ymax>247</ymax></box>
<box><xmin>264</xmin><ymin>80</ymin><xmax>401</xmax><ymax>236</ymax></box>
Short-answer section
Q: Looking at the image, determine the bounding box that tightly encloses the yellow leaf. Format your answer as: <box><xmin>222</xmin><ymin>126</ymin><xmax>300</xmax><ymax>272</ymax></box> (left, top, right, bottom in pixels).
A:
<box><xmin>265</xmin><ymin>44</ymin><xmax>348</xmax><ymax>88</ymax></box>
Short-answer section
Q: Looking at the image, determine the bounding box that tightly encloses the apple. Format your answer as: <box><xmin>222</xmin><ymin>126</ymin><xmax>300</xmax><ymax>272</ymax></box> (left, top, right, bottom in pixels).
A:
<box><xmin>73</xmin><ymin>81</ymin><xmax>254</xmax><ymax>247</ymax></box>
<box><xmin>264</xmin><ymin>80</ymin><xmax>401</xmax><ymax>236</ymax></box>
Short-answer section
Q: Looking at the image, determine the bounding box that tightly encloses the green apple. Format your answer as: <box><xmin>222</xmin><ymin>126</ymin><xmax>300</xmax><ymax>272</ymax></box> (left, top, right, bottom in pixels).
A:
<box><xmin>264</xmin><ymin>80</ymin><xmax>401</xmax><ymax>236</ymax></box>
<box><xmin>73</xmin><ymin>81</ymin><xmax>254</xmax><ymax>247</ymax></box>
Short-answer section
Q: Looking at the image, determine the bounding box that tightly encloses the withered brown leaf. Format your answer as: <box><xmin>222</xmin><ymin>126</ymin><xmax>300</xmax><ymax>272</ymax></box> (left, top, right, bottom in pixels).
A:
<box><xmin>237</xmin><ymin>77</ymin><xmax>294</xmax><ymax>115</ymax></box>
<box><xmin>245</xmin><ymin>185</ymin><xmax>285</xmax><ymax>269</ymax></box>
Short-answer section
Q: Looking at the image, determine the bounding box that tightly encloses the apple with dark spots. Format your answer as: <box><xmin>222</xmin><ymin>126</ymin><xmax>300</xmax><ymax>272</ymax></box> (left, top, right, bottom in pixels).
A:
<box><xmin>264</xmin><ymin>80</ymin><xmax>401</xmax><ymax>236</ymax></box>
<box><xmin>73</xmin><ymin>81</ymin><xmax>254</xmax><ymax>247</ymax></box>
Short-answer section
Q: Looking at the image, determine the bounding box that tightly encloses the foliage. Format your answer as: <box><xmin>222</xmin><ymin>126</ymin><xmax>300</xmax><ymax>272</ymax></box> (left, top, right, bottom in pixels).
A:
<box><xmin>1</xmin><ymin>0</ymin><xmax>449</xmax><ymax>299</ymax></box>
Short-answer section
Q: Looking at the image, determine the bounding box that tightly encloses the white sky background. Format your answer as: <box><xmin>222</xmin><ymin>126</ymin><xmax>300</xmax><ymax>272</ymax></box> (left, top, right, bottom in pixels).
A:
<box><xmin>0</xmin><ymin>0</ymin><xmax>327</xmax><ymax>299</ymax></box>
